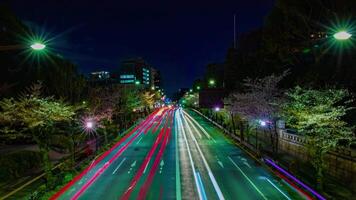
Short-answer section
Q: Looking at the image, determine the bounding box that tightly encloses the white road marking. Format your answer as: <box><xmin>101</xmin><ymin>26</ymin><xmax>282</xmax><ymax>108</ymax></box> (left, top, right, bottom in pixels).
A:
<box><xmin>112</xmin><ymin>157</ymin><xmax>127</xmax><ymax>174</ymax></box>
<box><xmin>136</xmin><ymin>137</ymin><xmax>143</xmax><ymax>144</ymax></box>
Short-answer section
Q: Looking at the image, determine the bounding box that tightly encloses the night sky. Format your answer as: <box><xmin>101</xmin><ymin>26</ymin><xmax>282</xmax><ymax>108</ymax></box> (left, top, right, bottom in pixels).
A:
<box><xmin>6</xmin><ymin>0</ymin><xmax>274</xmax><ymax>96</ymax></box>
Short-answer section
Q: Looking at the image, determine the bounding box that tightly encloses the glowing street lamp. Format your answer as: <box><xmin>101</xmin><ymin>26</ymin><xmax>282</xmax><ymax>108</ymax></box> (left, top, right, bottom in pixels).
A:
<box><xmin>333</xmin><ymin>31</ymin><xmax>352</xmax><ymax>40</ymax></box>
<box><xmin>135</xmin><ymin>80</ymin><xmax>140</xmax><ymax>85</ymax></box>
<box><xmin>259</xmin><ymin>120</ymin><xmax>267</xmax><ymax>127</ymax></box>
<box><xmin>214</xmin><ymin>106</ymin><xmax>220</xmax><ymax>112</ymax></box>
<box><xmin>30</xmin><ymin>42</ymin><xmax>46</xmax><ymax>50</ymax></box>
<box><xmin>189</xmin><ymin>89</ymin><xmax>193</xmax><ymax>92</ymax></box>
<box><xmin>82</xmin><ymin>117</ymin><xmax>96</xmax><ymax>134</ymax></box>
<box><xmin>196</xmin><ymin>86</ymin><xmax>201</xmax><ymax>90</ymax></box>
<box><xmin>151</xmin><ymin>86</ymin><xmax>155</xmax><ymax>90</ymax></box>
<box><xmin>209</xmin><ymin>79</ymin><xmax>216</xmax><ymax>86</ymax></box>
<box><xmin>86</xmin><ymin>121</ymin><xmax>94</xmax><ymax>129</ymax></box>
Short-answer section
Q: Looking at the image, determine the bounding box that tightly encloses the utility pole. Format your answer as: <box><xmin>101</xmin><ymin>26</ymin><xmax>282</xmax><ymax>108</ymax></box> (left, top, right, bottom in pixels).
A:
<box><xmin>233</xmin><ymin>14</ymin><xmax>237</xmax><ymax>49</ymax></box>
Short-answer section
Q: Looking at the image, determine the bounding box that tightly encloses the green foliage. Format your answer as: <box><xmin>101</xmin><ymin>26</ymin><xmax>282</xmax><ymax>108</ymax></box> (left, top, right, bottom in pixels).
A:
<box><xmin>0</xmin><ymin>83</ymin><xmax>75</xmax><ymax>133</ymax></box>
<box><xmin>0</xmin><ymin>150</ymin><xmax>42</xmax><ymax>180</ymax></box>
<box><xmin>0</xmin><ymin>84</ymin><xmax>77</xmax><ymax>188</ymax></box>
<box><xmin>282</xmin><ymin>86</ymin><xmax>354</xmax><ymax>188</ymax></box>
<box><xmin>283</xmin><ymin>86</ymin><xmax>354</xmax><ymax>150</ymax></box>
<box><xmin>181</xmin><ymin>92</ymin><xmax>198</xmax><ymax>108</ymax></box>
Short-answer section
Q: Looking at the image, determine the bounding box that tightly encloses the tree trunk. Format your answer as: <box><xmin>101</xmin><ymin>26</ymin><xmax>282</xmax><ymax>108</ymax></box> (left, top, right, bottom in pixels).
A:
<box><xmin>239</xmin><ymin>121</ymin><xmax>245</xmax><ymax>141</ymax></box>
<box><xmin>230</xmin><ymin>112</ymin><xmax>236</xmax><ymax>135</ymax></box>
<box><xmin>268</xmin><ymin>125</ymin><xmax>275</xmax><ymax>154</ymax></box>
<box><xmin>104</xmin><ymin>129</ymin><xmax>108</xmax><ymax>145</ymax></box>
<box><xmin>316</xmin><ymin>165</ymin><xmax>324</xmax><ymax>191</ymax></box>
<box><xmin>41</xmin><ymin>146</ymin><xmax>53</xmax><ymax>189</ymax></box>
<box><xmin>274</xmin><ymin>120</ymin><xmax>279</xmax><ymax>154</ymax></box>
<box><xmin>71</xmin><ymin>135</ymin><xmax>76</xmax><ymax>169</ymax></box>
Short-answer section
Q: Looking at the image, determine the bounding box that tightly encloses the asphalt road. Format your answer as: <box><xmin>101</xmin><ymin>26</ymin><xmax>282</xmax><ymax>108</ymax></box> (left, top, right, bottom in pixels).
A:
<box><xmin>53</xmin><ymin>107</ymin><xmax>308</xmax><ymax>200</ymax></box>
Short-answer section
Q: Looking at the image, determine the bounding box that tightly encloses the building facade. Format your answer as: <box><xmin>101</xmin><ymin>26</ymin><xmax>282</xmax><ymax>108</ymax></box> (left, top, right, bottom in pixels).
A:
<box><xmin>118</xmin><ymin>58</ymin><xmax>161</xmax><ymax>89</ymax></box>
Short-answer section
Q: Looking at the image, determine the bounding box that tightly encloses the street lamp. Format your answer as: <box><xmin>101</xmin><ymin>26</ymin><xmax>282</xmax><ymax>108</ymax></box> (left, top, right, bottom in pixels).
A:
<box><xmin>30</xmin><ymin>42</ymin><xmax>46</xmax><ymax>50</ymax></box>
<box><xmin>214</xmin><ymin>106</ymin><xmax>220</xmax><ymax>112</ymax></box>
<box><xmin>209</xmin><ymin>79</ymin><xmax>216</xmax><ymax>86</ymax></box>
<box><xmin>333</xmin><ymin>30</ymin><xmax>352</xmax><ymax>40</ymax></box>
<box><xmin>86</xmin><ymin>121</ymin><xmax>94</xmax><ymax>129</ymax></box>
<box><xmin>189</xmin><ymin>89</ymin><xmax>193</xmax><ymax>92</ymax></box>
<box><xmin>151</xmin><ymin>86</ymin><xmax>155</xmax><ymax>90</ymax></box>
<box><xmin>197</xmin><ymin>86</ymin><xmax>201</xmax><ymax>90</ymax></box>
<box><xmin>135</xmin><ymin>80</ymin><xmax>140</xmax><ymax>85</ymax></box>
<box><xmin>259</xmin><ymin>120</ymin><xmax>267</xmax><ymax>127</ymax></box>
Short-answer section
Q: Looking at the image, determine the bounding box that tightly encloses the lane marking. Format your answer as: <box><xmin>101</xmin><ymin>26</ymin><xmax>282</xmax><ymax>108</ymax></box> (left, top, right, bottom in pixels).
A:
<box><xmin>228</xmin><ymin>156</ymin><xmax>268</xmax><ymax>200</ymax></box>
<box><xmin>181</xmin><ymin>110</ymin><xmax>225</xmax><ymax>200</ymax></box>
<box><xmin>159</xmin><ymin>160</ymin><xmax>165</xmax><ymax>174</ymax></box>
<box><xmin>136</xmin><ymin>137</ymin><xmax>143</xmax><ymax>144</ymax></box>
<box><xmin>112</xmin><ymin>158</ymin><xmax>127</xmax><ymax>174</ymax></box>
<box><xmin>177</xmin><ymin>111</ymin><xmax>204</xmax><ymax>200</ymax></box>
<box><xmin>265</xmin><ymin>178</ymin><xmax>291</xmax><ymax>200</ymax></box>
<box><xmin>218</xmin><ymin>161</ymin><xmax>224</xmax><ymax>168</ymax></box>
<box><xmin>143</xmin><ymin>162</ymin><xmax>149</xmax><ymax>174</ymax></box>
<box><xmin>127</xmin><ymin>161</ymin><xmax>137</xmax><ymax>174</ymax></box>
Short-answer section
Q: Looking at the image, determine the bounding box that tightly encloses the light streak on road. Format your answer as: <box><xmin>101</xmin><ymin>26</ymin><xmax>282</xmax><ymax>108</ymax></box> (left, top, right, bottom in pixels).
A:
<box><xmin>264</xmin><ymin>178</ymin><xmax>291</xmax><ymax>200</ymax></box>
<box><xmin>138</xmin><ymin>125</ymin><xmax>172</xmax><ymax>199</ymax></box>
<box><xmin>196</xmin><ymin>171</ymin><xmax>208</xmax><ymax>200</ymax></box>
<box><xmin>183</xmin><ymin>110</ymin><xmax>216</xmax><ymax>142</ymax></box>
<box><xmin>71</xmin><ymin>119</ymin><xmax>150</xmax><ymax>200</ymax></box>
<box><xmin>177</xmin><ymin>111</ymin><xmax>204</xmax><ymax>200</ymax></box>
<box><xmin>174</xmin><ymin>110</ymin><xmax>182</xmax><ymax>200</ymax></box>
<box><xmin>228</xmin><ymin>156</ymin><xmax>268</xmax><ymax>200</ymax></box>
<box><xmin>120</xmin><ymin>110</ymin><xmax>173</xmax><ymax>200</ymax></box>
<box><xmin>265</xmin><ymin>158</ymin><xmax>325</xmax><ymax>200</ymax></box>
<box><xmin>50</xmin><ymin>109</ymin><xmax>161</xmax><ymax>200</ymax></box>
<box><xmin>181</xmin><ymin>110</ymin><xmax>225</xmax><ymax>200</ymax></box>
<box><xmin>138</xmin><ymin>110</ymin><xmax>174</xmax><ymax>198</ymax></box>
<box><xmin>184</xmin><ymin>114</ymin><xmax>203</xmax><ymax>139</ymax></box>
<box><xmin>120</xmin><ymin>125</ymin><xmax>165</xmax><ymax>199</ymax></box>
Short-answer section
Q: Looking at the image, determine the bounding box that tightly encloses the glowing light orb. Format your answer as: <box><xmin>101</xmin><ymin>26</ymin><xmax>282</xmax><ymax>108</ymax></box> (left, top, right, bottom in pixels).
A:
<box><xmin>333</xmin><ymin>31</ymin><xmax>352</xmax><ymax>40</ymax></box>
<box><xmin>214</xmin><ymin>107</ymin><xmax>220</xmax><ymax>112</ymax></box>
<box><xmin>86</xmin><ymin>121</ymin><xmax>94</xmax><ymax>129</ymax></box>
<box><xmin>209</xmin><ymin>79</ymin><xmax>216</xmax><ymax>85</ymax></box>
<box><xmin>259</xmin><ymin>120</ymin><xmax>267</xmax><ymax>127</ymax></box>
<box><xmin>30</xmin><ymin>42</ymin><xmax>46</xmax><ymax>50</ymax></box>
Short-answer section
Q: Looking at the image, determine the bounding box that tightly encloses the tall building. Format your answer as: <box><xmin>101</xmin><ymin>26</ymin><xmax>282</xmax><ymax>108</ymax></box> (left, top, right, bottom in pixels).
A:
<box><xmin>118</xmin><ymin>58</ymin><xmax>161</xmax><ymax>89</ymax></box>
<box><xmin>90</xmin><ymin>71</ymin><xmax>110</xmax><ymax>80</ymax></box>
<box><xmin>151</xmin><ymin>68</ymin><xmax>161</xmax><ymax>89</ymax></box>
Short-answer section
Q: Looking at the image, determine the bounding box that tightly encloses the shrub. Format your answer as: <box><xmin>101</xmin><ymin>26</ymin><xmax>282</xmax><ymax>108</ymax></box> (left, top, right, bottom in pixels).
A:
<box><xmin>0</xmin><ymin>150</ymin><xmax>43</xmax><ymax>180</ymax></box>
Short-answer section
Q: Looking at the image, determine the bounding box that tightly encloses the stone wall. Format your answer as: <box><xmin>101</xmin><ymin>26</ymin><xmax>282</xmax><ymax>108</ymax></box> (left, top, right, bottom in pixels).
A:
<box><xmin>276</xmin><ymin>129</ymin><xmax>356</xmax><ymax>192</ymax></box>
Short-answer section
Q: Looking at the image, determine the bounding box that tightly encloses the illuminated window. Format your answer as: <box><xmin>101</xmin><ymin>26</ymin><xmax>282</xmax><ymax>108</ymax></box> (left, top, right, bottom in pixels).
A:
<box><xmin>120</xmin><ymin>74</ymin><xmax>135</xmax><ymax>79</ymax></box>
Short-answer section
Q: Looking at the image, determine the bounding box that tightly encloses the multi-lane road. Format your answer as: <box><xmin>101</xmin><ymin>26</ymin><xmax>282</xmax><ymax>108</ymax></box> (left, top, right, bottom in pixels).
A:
<box><xmin>52</xmin><ymin>107</ymin><xmax>310</xmax><ymax>200</ymax></box>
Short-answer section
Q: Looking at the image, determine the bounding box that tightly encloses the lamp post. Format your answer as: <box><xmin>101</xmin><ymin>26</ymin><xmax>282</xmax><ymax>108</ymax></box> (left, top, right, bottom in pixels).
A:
<box><xmin>82</xmin><ymin>118</ymin><xmax>98</xmax><ymax>151</ymax></box>
<box><xmin>257</xmin><ymin>119</ymin><xmax>268</xmax><ymax>152</ymax></box>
